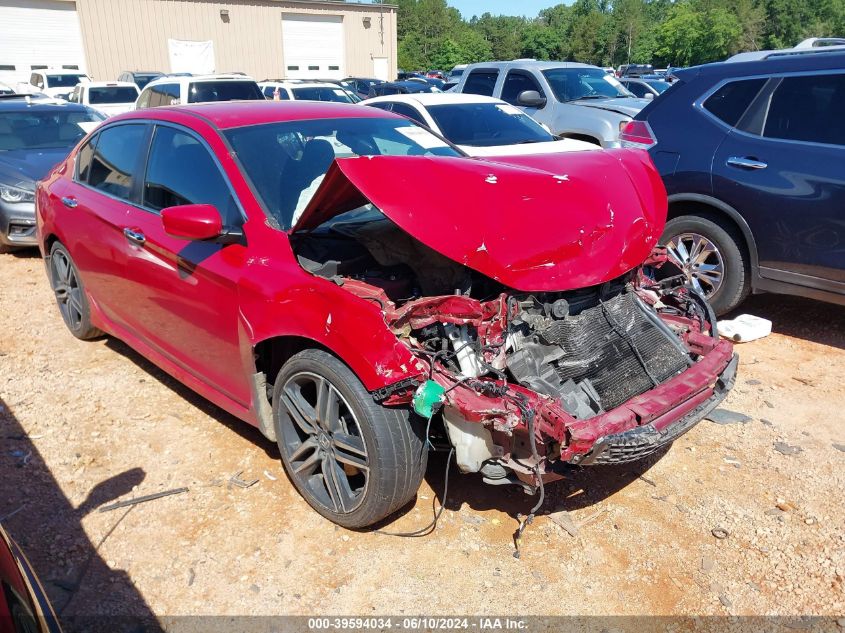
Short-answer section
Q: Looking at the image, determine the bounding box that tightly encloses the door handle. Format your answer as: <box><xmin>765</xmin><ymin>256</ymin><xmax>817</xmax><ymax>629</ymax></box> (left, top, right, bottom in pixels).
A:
<box><xmin>61</xmin><ymin>196</ymin><xmax>78</xmax><ymax>208</ymax></box>
<box><xmin>123</xmin><ymin>227</ymin><xmax>146</xmax><ymax>245</ymax></box>
<box><xmin>726</xmin><ymin>156</ymin><xmax>768</xmax><ymax>170</ymax></box>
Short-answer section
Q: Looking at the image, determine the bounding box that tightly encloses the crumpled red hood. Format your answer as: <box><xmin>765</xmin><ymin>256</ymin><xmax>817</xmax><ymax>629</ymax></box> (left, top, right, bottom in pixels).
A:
<box><xmin>291</xmin><ymin>149</ymin><xmax>667</xmax><ymax>292</ymax></box>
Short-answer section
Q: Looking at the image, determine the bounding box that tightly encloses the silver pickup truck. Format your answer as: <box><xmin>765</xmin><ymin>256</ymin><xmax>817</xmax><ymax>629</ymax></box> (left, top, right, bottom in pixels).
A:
<box><xmin>453</xmin><ymin>60</ymin><xmax>650</xmax><ymax>148</ymax></box>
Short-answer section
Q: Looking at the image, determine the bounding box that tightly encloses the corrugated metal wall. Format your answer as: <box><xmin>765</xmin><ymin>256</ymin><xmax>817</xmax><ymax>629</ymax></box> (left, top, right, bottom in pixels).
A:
<box><xmin>74</xmin><ymin>0</ymin><xmax>396</xmax><ymax>81</ymax></box>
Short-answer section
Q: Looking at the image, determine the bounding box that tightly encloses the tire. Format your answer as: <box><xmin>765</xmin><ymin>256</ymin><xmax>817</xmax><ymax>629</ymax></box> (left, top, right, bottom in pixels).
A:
<box><xmin>273</xmin><ymin>349</ymin><xmax>427</xmax><ymax>528</ymax></box>
<box><xmin>48</xmin><ymin>242</ymin><xmax>103</xmax><ymax>340</ymax></box>
<box><xmin>660</xmin><ymin>213</ymin><xmax>750</xmax><ymax>316</ymax></box>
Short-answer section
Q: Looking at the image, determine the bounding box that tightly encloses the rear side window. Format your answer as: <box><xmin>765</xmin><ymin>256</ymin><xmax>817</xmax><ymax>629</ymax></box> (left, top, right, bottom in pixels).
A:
<box><xmin>88</xmin><ymin>124</ymin><xmax>147</xmax><ymax>200</ymax></box>
<box><xmin>76</xmin><ymin>134</ymin><xmax>97</xmax><ymax>183</ymax></box>
<box><xmin>500</xmin><ymin>71</ymin><xmax>544</xmax><ymax>105</ymax></box>
<box><xmin>763</xmin><ymin>73</ymin><xmax>845</xmax><ymax>147</ymax></box>
<box><xmin>703</xmin><ymin>78</ymin><xmax>766</xmax><ymax>127</ymax></box>
<box><xmin>143</xmin><ymin>126</ymin><xmax>239</xmax><ymax>223</ymax></box>
<box><xmin>187</xmin><ymin>80</ymin><xmax>263</xmax><ymax>103</ymax></box>
<box><xmin>463</xmin><ymin>70</ymin><xmax>498</xmax><ymax>96</ymax></box>
<box><xmin>389</xmin><ymin>103</ymin><xmax>426</xmax><ymax>126</ymax></box>
<box><xmin>146</xmin><ymin>83</ymin><xmax>180</xmax><ymax>108</ymax></box>
<box><xmin>624</xmin><ymin>81</ymin><xmax>649</xmax><ymax>98</ymax></box>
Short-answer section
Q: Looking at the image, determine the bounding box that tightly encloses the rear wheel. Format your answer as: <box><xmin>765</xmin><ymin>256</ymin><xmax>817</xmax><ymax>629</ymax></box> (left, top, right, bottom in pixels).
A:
<box><xmin>661</xmin><ymin>214</ymin><xmax>750</xmax><ymax>316</ymax></box>
<box><xmin>273</xmin><ymin>349</ymin><xmax>427</xmax><ymax>528</ymax></box>
<box><xmin>48</xmin><ymin>242</ymin><xmax>103</xmax><ymax>340</ymax></box>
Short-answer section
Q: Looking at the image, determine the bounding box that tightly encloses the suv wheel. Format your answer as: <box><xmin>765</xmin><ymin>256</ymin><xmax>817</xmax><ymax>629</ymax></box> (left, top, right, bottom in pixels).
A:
<box><xmin>273</xmin><ymin>349</ymin><xmax>427</xmax><ymax>528</ymax></box>
<box><xmin>48</xmin><ymin>242</ymin><xmax>103</xmax><ymax>340</ymax></box>
<box><xmin>661</xmin><ymin>214</ymin><xmax>750</xmax><ymax>315</ymax></box>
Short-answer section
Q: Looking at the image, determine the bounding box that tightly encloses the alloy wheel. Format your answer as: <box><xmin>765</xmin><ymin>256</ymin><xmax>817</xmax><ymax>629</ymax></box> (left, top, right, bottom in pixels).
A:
<box><xmin>50</xmin><ymin>249</ymin><xmax>85</xmax><ymax>331</ymax></box>
<box><xmin>665</xmin><ymin>232</ymin><xmax>725</xmax><ymax>297</ymax></box>
<box><xmin>278</xmin><ymin>371</ymin><xmax>369</xmax><ymax>514</ymax></box>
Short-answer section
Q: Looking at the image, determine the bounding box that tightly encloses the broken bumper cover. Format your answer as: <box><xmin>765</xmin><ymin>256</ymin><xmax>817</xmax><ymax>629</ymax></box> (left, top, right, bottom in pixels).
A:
<box><xmin>573</xmin><ymin>352</ymin><xmax>738</xmax><ymax>465</ymax></box>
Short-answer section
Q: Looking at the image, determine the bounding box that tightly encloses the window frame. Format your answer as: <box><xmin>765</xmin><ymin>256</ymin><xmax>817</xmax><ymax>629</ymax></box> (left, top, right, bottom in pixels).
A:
<box><xmin>695</xmin><ymin>69</ymin><xmax>845</xmax><ymax>150</ymax></box>
<box><xmin>759</xmin><ymin>73</ymin><xmax>845</xmax><ymax>148</ymax></box>
<box><xmin>73</xmin><ymin>132</ymin><xmax>100</xmax><ymax>184</ymax></box>
<box><xmin>462</xmin><ymin>68</ymin><xmax>500</xmax><ymax>97</ymax></box>
<box><xmin>74</xmin><ymin>122</ymin><xmax>151</xmax><ymax>206</ymax></box>
<box><xmin>137</xmin><ymin>122</ymin><xmax>247</xmax><ymax>224</ymax></box>
<box><xmin>500</xmin><ymin>70</ymin><xmax>545</xmax><ymax>106</ymax></box>
<box><xmin>382</xmin><ymin>101</ymin><xmax>427</xmax><ymax>126</ymax></box>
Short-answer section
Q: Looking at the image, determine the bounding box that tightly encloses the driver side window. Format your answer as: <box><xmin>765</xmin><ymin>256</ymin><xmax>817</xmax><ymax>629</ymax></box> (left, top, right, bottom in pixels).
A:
<box><xmin>143</xmin><ymin>126</ymin><xmax>239</xmax><ymax>224</ymax></box>
<box><xmin>501</xmin><ymin>71</ymin><xmax>544</xmax><ymax>105</ymax></box>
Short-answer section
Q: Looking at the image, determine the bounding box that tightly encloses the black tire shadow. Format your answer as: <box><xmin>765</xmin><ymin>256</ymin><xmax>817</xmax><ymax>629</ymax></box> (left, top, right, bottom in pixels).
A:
<box><xmin>2</xmin><ymin>249</ymin><xmax>41</xmax><ymax>260</ymax></box>
<box><xmin>421</xmin><ymin>444</ymin><xmax>671</xmax><ymax>523</ymax></box>
<box><xmin>102</xmin><ymin>338</ymin><xmax>281</xmax><ymax>462</ymax></box>
<box><xmin>726</xmin><ymin>293</ymin><xmax>845</xmax><ymax>350</ymax></box>
<box><xmin>0</xmin><ymin>397</ymin><xmax>162</xmax><ymax>632</ymax></box>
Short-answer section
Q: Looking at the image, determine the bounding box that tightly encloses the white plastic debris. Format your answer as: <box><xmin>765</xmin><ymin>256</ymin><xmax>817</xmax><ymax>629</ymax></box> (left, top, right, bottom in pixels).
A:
<box><xmin>717</xmin><ymin>314</ymin><xmax>772</xmax><ymax>343</ymax></box>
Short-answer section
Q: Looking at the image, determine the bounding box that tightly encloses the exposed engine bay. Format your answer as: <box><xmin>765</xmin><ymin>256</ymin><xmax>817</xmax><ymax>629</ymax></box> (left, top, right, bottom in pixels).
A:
<box><xmin>293</xmin><ymin>206</ymin><xmax>737</xmax><ymax>490</ymax></box>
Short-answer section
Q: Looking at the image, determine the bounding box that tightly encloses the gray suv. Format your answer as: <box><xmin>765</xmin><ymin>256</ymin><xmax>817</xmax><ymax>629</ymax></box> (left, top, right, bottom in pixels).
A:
<box><xmin>454</xmin><ymin>61</ymin><xmax>650</xmax><ymax>147</ymax></box>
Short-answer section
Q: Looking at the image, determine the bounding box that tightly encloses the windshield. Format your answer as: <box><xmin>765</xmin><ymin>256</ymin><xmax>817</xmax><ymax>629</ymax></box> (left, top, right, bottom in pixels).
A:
<box><xmin>542</xmin><ymin>68</ymin><xmax>631</xmax><ymax>102</ymax></box>
<box><xmin>292</xmin><ymin>86</ymin><xmax>355</xmax><ymax>103</ymax></box>
<box><xmin>225</xmin><ymin>117</ymin><xmax>461</xmax><ymax>229</ymax></box>
<box><xmin>46</xmin><ymin>74</ymin><xmax>87</xmax><ymax>88</ymax></box>
<box><xmin>88</xmin><ymin>86</ymin><xmax>139</xmax><ymax>104</ymax></box>
<box><xmin>187</xmin><ymin>80</ymin><xmax>263</xmax><ymax>103</ymax></box>
<box><xmin>427</xmin><ymin>102</ymin><xmax>553</xmax><ymax>147</ymax></box>
<box><xmin>135</xmin><ymin>74</ymin><xmax>162</xmax><ymax>89</ymax></box>
<box><xmin>0</xmin><ymin>109</ymin><xmax>104</xmax><ymax>151</ymax></box>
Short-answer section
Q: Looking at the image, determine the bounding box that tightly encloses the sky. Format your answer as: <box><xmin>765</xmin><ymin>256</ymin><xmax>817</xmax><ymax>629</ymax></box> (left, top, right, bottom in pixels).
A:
<box><xmin>446</xmin><ymin>0</ymin><xmax>568</xmax><ymax>19</ymax></box>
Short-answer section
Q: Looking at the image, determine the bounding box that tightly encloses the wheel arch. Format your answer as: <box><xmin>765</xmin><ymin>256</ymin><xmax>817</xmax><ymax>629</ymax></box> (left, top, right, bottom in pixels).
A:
<box><xmin>666</xmin><ymin>194</ymin><xmax>759</xmax><ymax>274</ymax></box>
<box><xmin>560</xmin><ymin>132</ymin><xmax>603</xmax><ymax>146</ymax></box>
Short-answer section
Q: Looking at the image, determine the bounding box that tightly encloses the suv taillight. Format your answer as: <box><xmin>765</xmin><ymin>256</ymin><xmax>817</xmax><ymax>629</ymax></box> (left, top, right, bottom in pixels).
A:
<box><xmin>620</xmin><ymin>120</ymin><xmax>656</xmax><ymax>149</ymax></box>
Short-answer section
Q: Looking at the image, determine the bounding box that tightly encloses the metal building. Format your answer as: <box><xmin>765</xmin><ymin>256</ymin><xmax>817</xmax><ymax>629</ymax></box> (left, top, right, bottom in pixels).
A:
<box><xmin>0</xmin><ymin>0</ymin><xmax>398</xmax><ymax>84</ymax></box>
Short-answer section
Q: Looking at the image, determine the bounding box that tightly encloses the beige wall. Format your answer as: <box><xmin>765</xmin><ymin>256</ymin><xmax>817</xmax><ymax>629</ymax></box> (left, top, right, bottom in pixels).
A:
<box><xmin>74</xmin><ymin>0</ymin><xmax>397</xmax><ymax>81</ymax></box>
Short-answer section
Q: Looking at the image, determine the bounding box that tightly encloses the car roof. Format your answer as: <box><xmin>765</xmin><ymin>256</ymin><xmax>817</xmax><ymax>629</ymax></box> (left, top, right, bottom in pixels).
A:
<box><xmin>86</xmin><ymin>81</ymin><xmax>139</xmax><ymax>88</ymax></box>
<box><xmin>0</xmin><ymin>96</ymin><xmax>93</xmax><ymax>112</ymax></box>
<box><xmin>35</xmin><ymin>68</ymin><xmax>89</xmax><ymax>75</ymax></box>
<box><xmin>260</xmin><ymin>81</ymin><xmax>342</xmax><ymax>90</ymax></box>
<box><xmin>114</xmin><ymin>100</ymin><xmax>395</xmax><ymax>130</ymax></box>
<box><xmin>366</xmin><ymin>93</ymin><xmax>504</xmax><ymax>106</ymax></box>
<box><xmin>465</xmin><ymin>60</ymin><xmax>598</xmax><ymax>71</ymax></box>
<box><xmin>674</xmin><ymin>50</ymin><xmax>845</xmax><ymax>82</ymax></box>
<box><xmin>145</xmin><ymin>74</ymin><xmax>256</xmax><ymax>87</ymax></box>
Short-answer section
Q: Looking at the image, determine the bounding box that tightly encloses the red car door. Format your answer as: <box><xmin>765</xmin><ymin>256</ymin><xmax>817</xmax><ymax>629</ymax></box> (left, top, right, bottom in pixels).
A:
<box><xmin>120</xmin><ymin>123</ymin><xmax>251</xmax><ymax>405</ymax></box>
<box><xmin>52</xmin><ymin>123</ymin><xmax>150</xmax><ymax>331</ymax></box>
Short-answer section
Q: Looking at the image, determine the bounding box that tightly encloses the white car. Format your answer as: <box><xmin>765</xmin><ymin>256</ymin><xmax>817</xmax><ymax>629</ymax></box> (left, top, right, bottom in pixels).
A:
<box><xmin>16</xmin><ymin>69</ymin><xmax>91</xmax><ymax>99</ymax></box>
<box><xmin>135</xmin><ymin>74</ymin><xmax>264</xmax><ymax>109</ymax></box>
<box><xmin>361</xmin><ymin>93</ymin><xmax>597</xmax><ymax>157</ymax></box>
<box><xmin>67</xmin><ymin>81</ymin><xmax>140</xmax><ymax>117</ymax></box>
<box><xmin>259</xmin><ymin>81</ymin><xmax>359</xmax><ymax>103</ymax></box>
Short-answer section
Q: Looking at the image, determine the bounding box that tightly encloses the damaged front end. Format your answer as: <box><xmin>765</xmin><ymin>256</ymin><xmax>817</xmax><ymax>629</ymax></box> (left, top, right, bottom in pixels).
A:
<box><xmin>290</xmin><ymin>151</ymin><xmax>737</xmax><ymax>491</ymax></box>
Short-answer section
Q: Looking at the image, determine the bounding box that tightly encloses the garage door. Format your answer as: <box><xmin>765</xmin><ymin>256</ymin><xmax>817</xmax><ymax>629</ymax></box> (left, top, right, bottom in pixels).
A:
<box><xmin>282</xmin><ymin>14</ymin><xmax>344</xmax><ymax>79</ymax></box>
<box><xmin>0</xmin><ymin>0</ymin><xmax>87</xmax><ymax>85</ymax></box>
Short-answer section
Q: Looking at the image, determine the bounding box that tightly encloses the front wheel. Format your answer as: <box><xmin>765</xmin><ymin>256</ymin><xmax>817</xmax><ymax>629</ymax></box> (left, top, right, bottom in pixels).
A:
<box><xmin>660</xmin><ymin>214</ymin><xmax>750</xmax><ymax>316</ymax></box>
<box><xmin>273</xmin><ymin>349</ymin><xmax>427</xmax><ymax>528</ymax></box>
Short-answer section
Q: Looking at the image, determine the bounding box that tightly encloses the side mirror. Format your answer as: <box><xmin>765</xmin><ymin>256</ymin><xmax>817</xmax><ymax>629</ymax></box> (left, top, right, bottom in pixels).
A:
<box><xmin>517</xmin><ymin>90</ymin><xmax>546</xmax><ymax>108</ymax></box>
<box><xmin>161</xmin><ymin>204</ymin><xmax>224</xmax><ymax>241</ymax></box>
<box><xmin>644</xmin><ymin>93</ymin><xmax>654</xmax><ymax>101</ymax></box>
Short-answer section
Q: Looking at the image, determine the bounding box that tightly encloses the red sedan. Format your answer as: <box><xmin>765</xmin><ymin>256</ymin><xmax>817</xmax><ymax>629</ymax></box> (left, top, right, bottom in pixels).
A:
<box><xmin>36</xmin><ymin>101</ymin><xmax>736</xmax><ymax>528</ymax></box>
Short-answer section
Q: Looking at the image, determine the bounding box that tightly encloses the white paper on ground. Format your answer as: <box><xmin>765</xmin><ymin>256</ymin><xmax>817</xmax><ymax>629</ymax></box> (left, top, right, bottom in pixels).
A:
<box><xmin>717</xmin><ymin>314</ymin><xmax>772</xmax><ymax>343</ymax></box>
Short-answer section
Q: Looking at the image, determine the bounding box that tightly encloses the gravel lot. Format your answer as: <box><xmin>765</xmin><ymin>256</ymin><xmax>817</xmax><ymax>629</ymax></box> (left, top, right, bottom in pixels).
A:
<box><xmin>1</xmin><ymin>250</ymin><xmax>844</xmax><ymax>630</ymax></box>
